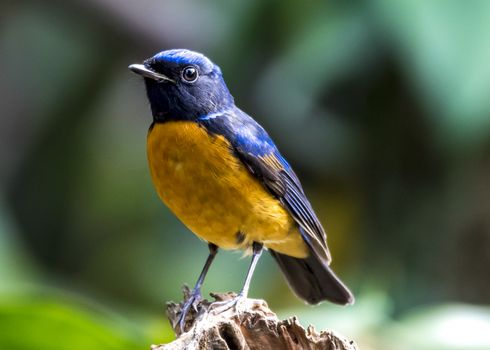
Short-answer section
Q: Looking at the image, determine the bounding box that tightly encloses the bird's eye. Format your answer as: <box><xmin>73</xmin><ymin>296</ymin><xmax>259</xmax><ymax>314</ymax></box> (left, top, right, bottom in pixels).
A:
<box><xmin>181</xmin><ymin>66</ymin><xmax>198</xmax><ymax>83</ymax></box>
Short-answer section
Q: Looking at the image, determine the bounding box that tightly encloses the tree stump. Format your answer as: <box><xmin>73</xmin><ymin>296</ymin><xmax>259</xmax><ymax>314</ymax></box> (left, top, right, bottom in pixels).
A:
<box><xmin>151</xmin><ymin>287</ymin><xmax>359</xmax><ymax>350</ymax></box>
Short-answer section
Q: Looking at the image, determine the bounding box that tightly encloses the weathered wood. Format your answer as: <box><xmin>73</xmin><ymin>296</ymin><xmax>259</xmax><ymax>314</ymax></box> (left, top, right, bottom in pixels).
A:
<box><xmin>151</xmin><ymin>287</ymin><xmax>359</xmax><ymax>350</ymax></box>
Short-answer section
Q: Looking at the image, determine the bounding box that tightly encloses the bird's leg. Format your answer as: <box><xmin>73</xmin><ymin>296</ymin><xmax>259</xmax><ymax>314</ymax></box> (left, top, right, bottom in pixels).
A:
<box><xmin>238</xmin><ymin>241</ymin><xmax>263</xmax><ymax>299</ymax></box>
<box><xmin>210</xmin><ymin>241</ymin><xmax>263</xmax><ymax>314</ymax></box>
<box><xmin>178</xmin><ymin>243</ymin><xmax>218</xmax><ymax>332</ymax></box>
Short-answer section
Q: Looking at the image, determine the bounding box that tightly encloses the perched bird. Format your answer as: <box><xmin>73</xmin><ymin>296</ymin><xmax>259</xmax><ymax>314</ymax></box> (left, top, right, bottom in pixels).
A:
<box><xmin>129</xmin><ymin>49</ymin><xmax>353</xmax><ymax>329</ymax></box>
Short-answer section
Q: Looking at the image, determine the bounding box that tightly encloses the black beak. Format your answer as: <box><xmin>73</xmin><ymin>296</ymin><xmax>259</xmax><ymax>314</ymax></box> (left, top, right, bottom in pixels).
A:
<box><xmin>128</xmin><ymin>64</ymin><xmax>175</xmax><ymax>83</ymax></box>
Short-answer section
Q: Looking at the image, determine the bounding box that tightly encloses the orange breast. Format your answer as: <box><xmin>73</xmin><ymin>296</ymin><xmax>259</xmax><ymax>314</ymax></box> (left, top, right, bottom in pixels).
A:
<box><xmin>146</xmin><ymin>121</ymin><xmax>308</xmax><ymax>258</ymax></box>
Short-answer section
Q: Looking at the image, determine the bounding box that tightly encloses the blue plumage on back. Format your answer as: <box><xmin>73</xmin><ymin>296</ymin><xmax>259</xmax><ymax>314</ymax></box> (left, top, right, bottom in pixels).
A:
<box><xmin>198</xmin><ymin>107</ymin><xmax>276</xmax><ymax>156</ymax></box>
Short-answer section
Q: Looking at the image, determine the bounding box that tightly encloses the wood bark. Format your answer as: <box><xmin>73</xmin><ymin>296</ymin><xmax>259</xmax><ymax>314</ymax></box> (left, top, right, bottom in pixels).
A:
<box><xmin>151</xmin><ymin>287</ymin><xmax>359</xmax><ymax>350</ymax></box>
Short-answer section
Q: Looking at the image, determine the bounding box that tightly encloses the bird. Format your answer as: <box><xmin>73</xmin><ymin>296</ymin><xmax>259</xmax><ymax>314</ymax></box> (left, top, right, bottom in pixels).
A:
<box><xmin>129</xmin><ymin>49</ymin><xmax>354</xmax><ymax>330</ymax></box>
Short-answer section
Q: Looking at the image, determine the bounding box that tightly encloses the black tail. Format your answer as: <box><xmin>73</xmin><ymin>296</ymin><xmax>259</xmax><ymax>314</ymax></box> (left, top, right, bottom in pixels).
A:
<box><xmin>270</xmin><ymin>250</ymin><xmax>354</xmax><ymax>305</ymax></box>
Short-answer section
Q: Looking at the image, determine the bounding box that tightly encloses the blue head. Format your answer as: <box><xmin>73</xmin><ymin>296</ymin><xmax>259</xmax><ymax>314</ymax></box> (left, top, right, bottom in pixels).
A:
<box><xmin>129</xmin><ymin>49</ymin><xmax>234</xmax><ymax>121</ymax></box>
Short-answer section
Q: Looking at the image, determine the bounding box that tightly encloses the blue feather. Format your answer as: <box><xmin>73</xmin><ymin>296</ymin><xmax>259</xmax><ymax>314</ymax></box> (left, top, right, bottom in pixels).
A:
<box><xmin>153</xmin><ymin>49</ymin><xmax>215</xmax><ymax>72</ymax></box>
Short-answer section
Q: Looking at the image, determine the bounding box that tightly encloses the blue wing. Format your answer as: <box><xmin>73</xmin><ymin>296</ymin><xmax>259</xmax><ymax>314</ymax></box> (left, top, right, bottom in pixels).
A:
<box><xmin>198</xmin><ymin>108</ymin><xmax>331</xmax><ymax>264</ymax></box>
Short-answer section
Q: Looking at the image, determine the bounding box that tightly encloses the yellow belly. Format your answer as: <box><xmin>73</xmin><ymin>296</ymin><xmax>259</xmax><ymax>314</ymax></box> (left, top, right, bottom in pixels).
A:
<box><xmin>146</xmin><ymin>121</ymin><xmax>308</xmax><ymax>258</ymax></box>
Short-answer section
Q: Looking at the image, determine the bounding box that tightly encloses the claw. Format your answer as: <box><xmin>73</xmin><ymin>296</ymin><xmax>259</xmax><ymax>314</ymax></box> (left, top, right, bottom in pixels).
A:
<box><xmin>208</xmin><ymin>293</ymin><xmax>245</xmax><ymax>316</ymax></box>
<box><xmin>178</xmin><ymin>289</ymin><xmax>202</xmax><ymax>333</ymax></box>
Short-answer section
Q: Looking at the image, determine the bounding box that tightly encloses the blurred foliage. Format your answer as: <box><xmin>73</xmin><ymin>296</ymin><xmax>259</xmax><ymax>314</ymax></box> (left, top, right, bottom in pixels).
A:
<box><xmin>0</xmin><ymin>297</ymin><xmax>146</xmax><ymax>350</ymax></box>
<box><xmin>1</xmin><ymin>0</ymin><xmax>490</xmax><ymax>349</ymax></box>
<box><xmin>383</xmin><ymin>304</ymin><xmax>490</xmax><ymax>350</ymax></box>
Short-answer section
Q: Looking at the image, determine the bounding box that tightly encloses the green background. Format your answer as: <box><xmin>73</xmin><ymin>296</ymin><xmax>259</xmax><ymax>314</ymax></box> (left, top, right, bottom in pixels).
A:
<box><xmin>1</xmin><ymin>1</ymin><xmax>490</xmax><ymax>349</ymax></box>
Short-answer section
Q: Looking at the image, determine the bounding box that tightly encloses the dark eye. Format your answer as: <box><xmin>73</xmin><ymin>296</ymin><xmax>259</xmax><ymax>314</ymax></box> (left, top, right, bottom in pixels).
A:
<box><xmin>181</xmin><ymin>66</ymin><xmax>198</xmax><ymax>82</ymax></box>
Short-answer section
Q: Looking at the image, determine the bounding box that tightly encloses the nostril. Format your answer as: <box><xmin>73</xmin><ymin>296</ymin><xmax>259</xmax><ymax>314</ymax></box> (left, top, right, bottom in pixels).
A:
<box><xmin>143</xmin><ymin>58</ymin><xmax>155</xmax><ymax>69</ymax></box>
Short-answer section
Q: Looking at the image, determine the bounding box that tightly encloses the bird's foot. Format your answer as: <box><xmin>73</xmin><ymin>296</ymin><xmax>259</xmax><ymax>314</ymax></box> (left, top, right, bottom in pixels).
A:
<box><xmin>208</xmin><ymin>292</ymin><xmax>247</xmax><ymax>316</ymax></box>
<box><xmin>177</xmin><ymin>288</ymin><xmax>202</xmax><ymax>333</ymax></box>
